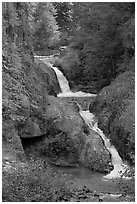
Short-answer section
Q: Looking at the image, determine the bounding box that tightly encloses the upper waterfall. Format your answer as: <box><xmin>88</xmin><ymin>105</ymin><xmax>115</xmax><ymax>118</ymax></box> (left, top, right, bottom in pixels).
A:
<box><xmin>51</xmin><ymin>66</ymin><xmax>96</xmax><ymax>97</ymax></box>
<box><xmin>51</xmin><ymin>66</ymin><xmax>71</xmax><ymax>93</ymax></box>
<box><xmin>37</xmin><ymin>55</ymin><xmax>96</xmax><ymax>97</ymax></box>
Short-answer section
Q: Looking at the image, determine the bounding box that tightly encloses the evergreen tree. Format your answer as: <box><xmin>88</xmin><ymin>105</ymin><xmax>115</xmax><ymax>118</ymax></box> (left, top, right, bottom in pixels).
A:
<box><xmin>31</xmin><ymin>2</ymin><xmax>60</xmax><ymax>51</ymax></box>
<box><xmin>69</xmin><ymin>2</ymin><xmax>135</xmax><ymax>87</ymax></box>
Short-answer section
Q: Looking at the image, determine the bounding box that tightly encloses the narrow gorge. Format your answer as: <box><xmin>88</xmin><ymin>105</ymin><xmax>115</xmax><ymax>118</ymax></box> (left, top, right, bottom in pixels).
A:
<box><xmin>2</xmin><ymin>2</ymin><xmax>134</xmax><ymax>202</ymax></box>
<box><xmin>40</xmin><ymin>56</ymin><xmax>130</xmax><ymax>180</ymax></box>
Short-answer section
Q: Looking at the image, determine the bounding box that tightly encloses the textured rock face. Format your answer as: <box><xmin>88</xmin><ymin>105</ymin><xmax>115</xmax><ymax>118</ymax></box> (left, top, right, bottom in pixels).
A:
<box><xmin>45</xmin><ymin>96</ymin><xmax>85</xmax><ymax>164</ymax></box>
<box><xmin>2</xmin><ymin>121</ymin><xmax>27</xmax><ymax>174</ymax></box>
<box><xmin>35</xmin><ymin>61</ymin><xmax>61</xmax><ymax>96</ymax></box>
<box><xmin>89</xmin><ymin>71</ymin><xmax>135</xmax><ymax>164</ymax></box>
<box><xmin>15</xmin><ymin>61</ymin><xmax>61</xmax><ymax>139</ymax></box>
<box><xmin>53</xmin><ymin>45</ymin><xmax>81</xmax><ymax>88</ymax></box>
<box><xmin>43</xmin><ymin>96</ymin><xmax>112</xmax><ymax>172</ymax></box>
<box><xmin>54</xmin><ymin>45</ymin><xmax>80</xmax><ymax>71</ymax></box>
<box><xmin>80</xmin><ymin>129</ymin><xmax>112</xmax><ymax>173</ymax></box>
<box><xmin>3</xmin><ymin>121</ymin><xmax>26</xmax><ymax>162</ymax></box>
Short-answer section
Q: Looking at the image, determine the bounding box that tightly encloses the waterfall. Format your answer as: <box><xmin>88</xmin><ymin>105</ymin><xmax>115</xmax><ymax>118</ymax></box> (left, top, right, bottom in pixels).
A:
<box><xmin>51</xmin><ymin>66</ymin><xmax>71</xmax><ymax>93</ymax></box>
<box><xmin>52</xmin><ymin>65</ymin><xmax>96</xmax><ymax>97</ymax></box>
<box><xmin>79</xmin><ymin>110</ymin><xmax>129</xmax><ymax>179</ymax></box>
<box><xmin>38</xmin><ymin>55</ymin><xmax>96</xmax><ymax>97</ymax></box>
<box><xmin>36</xmin><ymin>55</ymin><xmax>129</xmax><ymax>179</ymax></box>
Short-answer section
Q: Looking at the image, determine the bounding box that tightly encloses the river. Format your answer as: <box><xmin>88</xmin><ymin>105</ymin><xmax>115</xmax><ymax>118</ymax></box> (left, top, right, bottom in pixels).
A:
<box><xmin>34</xmin><ymin>55</ymin><xmax>132</xmax><ymax>201</ymax></box>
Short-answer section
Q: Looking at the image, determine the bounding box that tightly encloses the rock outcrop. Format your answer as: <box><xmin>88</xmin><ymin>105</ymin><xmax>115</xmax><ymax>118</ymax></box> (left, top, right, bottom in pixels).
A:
<box><xmin>3</xmin><ymin>53</ymin><xmax>112</xmax><ymax>173</ymax></box>
<box><xmin>2</xmin><ymin>55</ymin><xmax>61</xmax><ymax>174</ymax></box>
<box><xmin>37</xmin><ymin>96</ymin><xmax>112</xmax><ymax>172</ymax></box>
<box><xmin>89</xmin><ymin>71</ymin><xmax>135</xmax><ymax>164</ymax></box>
<box><xmin>80</xmin><ymin>128</ymin><xmax>113</xmax><ymax>173</ymax></box>
<box><xmin>14</xmin><ymin>61</ymin><xmax>61</xmax><ymax>139</ymax></box>
<box><xmin>2</xmin><ymin>121</ymin><xmax>27</xmax><ymax>174</ymax></box>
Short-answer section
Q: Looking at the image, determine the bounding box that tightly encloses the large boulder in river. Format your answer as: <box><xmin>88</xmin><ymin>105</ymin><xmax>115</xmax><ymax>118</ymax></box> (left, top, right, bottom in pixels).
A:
<box><xmin>45</xmin><ymin>96</ymin><xmax>85</xmax><ymax>166</ymax></box>
<box><xmin>80</xmin><ymin>129</ymin><xmax>112</xmax><ymax>173</ymax></box>
<box><xmin>89</xmin><ymin>71</ymin><xmax>135</xmax><ymax>164</ymax></box>
<box><xmin>42</xmin><ymin>96</ymin><xmax>112</xmax><ymax>172</ymax></box>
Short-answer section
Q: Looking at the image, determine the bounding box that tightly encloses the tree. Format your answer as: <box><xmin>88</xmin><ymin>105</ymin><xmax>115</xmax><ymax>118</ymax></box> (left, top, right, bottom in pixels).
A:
<box><xmin>66</xmin><ymin>2</ymin><xmax>135</xmax><ymax>89</ymax></box>
<box><xmin>53</xmin><ymin>2</ymin><xmax>73</xmax><ymax>45</ymax></box>
<box><xmin>31</xmin><ymin>2</ymin><xmax>60</xmax><ymax>51</ymax></box>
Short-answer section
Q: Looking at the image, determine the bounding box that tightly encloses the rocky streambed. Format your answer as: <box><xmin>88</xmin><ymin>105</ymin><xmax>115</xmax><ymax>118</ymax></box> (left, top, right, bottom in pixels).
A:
<box><xmin>46</xmin><ymin>165</ymin><xmax>134</xmax><ymax>202</ymax></box>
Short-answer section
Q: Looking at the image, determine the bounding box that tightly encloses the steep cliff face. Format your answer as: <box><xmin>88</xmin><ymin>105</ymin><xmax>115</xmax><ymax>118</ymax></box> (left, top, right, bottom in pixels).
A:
<box><xmin>89</xmin><ymin>71</ymin><xmax>135</xmax><ymax>164</ymax></box>
<box><xmin>3</xmin><ymin>50</ymin><xmax>112</xmax><ymax>174</ymax></box>
<box><xmin>2</xmin><ymin>53</ymin><xmax>61</xmax><ymax>170</ymax></box>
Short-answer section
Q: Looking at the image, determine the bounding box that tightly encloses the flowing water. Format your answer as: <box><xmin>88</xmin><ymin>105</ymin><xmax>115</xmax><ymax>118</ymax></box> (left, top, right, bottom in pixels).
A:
<box><xmin>79</xmin><ymin>110</ymin><xmax>129</xmax><ymax>179</ymax></box>
<box><xmin>52</xmin><ymin>66</ymin><xmax>96</xmax><ymax>97</ymax></box>
<box><xmin>35</xmin><ymin>56</ymin><xmax>131</xmax><ymax>181</ymax></box>
<box><xmin>37</xmin><ymin>55</ymin><xmax>96</xmax><ymax>97</ymax></box>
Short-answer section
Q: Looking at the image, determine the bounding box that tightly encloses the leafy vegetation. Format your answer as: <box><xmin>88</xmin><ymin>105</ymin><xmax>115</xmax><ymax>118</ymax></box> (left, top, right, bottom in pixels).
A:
<box><xmin>57</xmin><ymin>3</ymin><xmax>135</xmax><ymax>91</ymax></box>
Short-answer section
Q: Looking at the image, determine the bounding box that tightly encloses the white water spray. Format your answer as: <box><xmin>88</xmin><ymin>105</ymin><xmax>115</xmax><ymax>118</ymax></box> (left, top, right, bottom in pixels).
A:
<box><xmin>51</xmin><ymin>66</ymin><xmax>71</xmax><ymax>93</ymax></box>
<box><xmin>52</xmin><ymin>65</ymin><xmax>96</xmax><ymax>97</ymax></box>
<box><xmin>36</xmin><ymin>55</ymin><xmax>129</xmax><ymax>179</ymax></box>
<box><xmin>36</xmin><ymin>55</ymin><xmax>96</xmax><ymax>97</ymax></box>
<box><xmin>79</xmin><ymin>110</ymin><xmax>128</xmax><ymax>179</ymax></box>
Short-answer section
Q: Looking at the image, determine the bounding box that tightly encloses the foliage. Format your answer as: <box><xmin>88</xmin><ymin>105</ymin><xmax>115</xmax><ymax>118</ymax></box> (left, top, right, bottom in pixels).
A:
<box><xmin>30</xmin><ymin>2</ymin><xmax>60</xmax><ymax>51</ymax></box>
<box><xmin>60</xmin><ymin>2</ymin><xmax>135</xmax><ymax>90</ymax></box>
<box><xmin>2</xmin><ymin>159</ymin><xmax>72</xmax><ymax>202</ymax></box>
<box><xmin>53</xmin><ymin>2</ymin><xmax>73</xmax><ymax>45</ymax></box>
<box><xmin>2</xmin><ymin>2</ymin><xmax>30</xmax><ymax>123</ymax></box>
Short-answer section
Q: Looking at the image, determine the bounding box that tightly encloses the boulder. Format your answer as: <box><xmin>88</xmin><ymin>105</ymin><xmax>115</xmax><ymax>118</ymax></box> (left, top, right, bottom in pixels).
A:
<box><xmin>80</xmin><ymin>129</ymin><xmax>112</xmax><ymax>173</ymax></box>
<box><xmin>15</xmin><ymin>95</ymin><xmax>48</xmax><ymax>138</ymax></box>
<box><xmin>89</xmin><ymin>71</ymin><xmax>135</xmax><ymax>164</ymax></box>
<box><xmin>45</xmin><ymin>96</ymin><xmax>85</xmax><ymax>159</ymax></box>
<box><xmin>2</xmin><ymin>121</ymin><xmax>27</xmax><ymax>174</ymax></box>
<box><xmin>2</xmin><ymin>121</ymin><xmax>26</xmax><ymax>163</ymax></box>
<box><xmin>35</xmin><ymin>61</ymin><xmax>61</xmax><ymax>96</ymax></box>
<box><xmin>43</xmin><ymin>96</ymin><xmax>112</xmax><ymax>172</ymax></box>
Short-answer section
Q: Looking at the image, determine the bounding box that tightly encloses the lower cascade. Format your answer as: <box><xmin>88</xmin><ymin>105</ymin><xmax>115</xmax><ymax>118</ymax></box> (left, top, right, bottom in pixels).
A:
<box><xmin>39</xmin><ymin>56</ymin><xmax>130</xmax><ymax>179</ymax></box>
<box><xmin>79</xmin><ymin>110</ymin><xmax>129</xmax><ymax>179</ymax></box>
